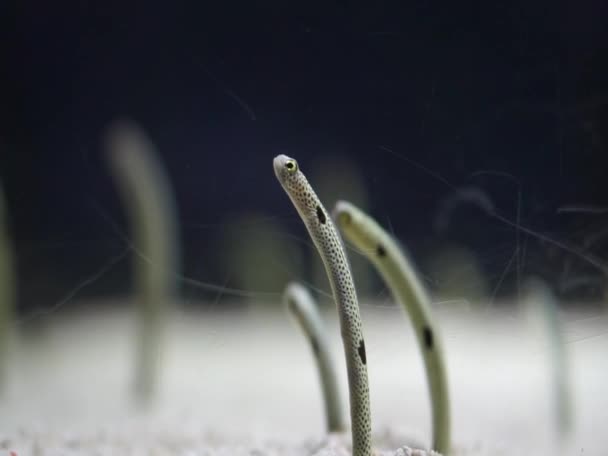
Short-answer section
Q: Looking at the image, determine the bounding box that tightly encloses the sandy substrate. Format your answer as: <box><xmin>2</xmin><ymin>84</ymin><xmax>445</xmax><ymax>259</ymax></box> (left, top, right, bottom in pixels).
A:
<box><xmin>0</xmin><ymin>299</ymin><xmax>606</xmax><ymax>455</ymax></box>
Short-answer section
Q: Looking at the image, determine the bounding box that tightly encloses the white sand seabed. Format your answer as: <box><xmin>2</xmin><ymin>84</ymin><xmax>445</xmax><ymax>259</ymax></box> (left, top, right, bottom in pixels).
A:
<box><xmin>1</xmin><ymin>298</ymin><xmax>606</xmax><ymax>455</ymax></box>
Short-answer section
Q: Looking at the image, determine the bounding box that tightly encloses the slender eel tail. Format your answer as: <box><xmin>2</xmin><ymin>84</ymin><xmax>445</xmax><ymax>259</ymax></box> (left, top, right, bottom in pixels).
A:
<box><xmin>284</xmin><ymin>282</ymin><xmax>345</xmax><ymax>433</ymax></box>
<box><xmin>334</xmin><ymin>200</ymin><xmax>451</xmax><ymax>454</ymax></box>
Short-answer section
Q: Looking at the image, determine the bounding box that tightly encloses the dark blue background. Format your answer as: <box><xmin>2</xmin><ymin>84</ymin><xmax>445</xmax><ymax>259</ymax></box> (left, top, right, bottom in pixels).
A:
<box><xmin>1</xmin><ymin>1</ymin><xmax>607</xmax><ymax>309</ymax></box>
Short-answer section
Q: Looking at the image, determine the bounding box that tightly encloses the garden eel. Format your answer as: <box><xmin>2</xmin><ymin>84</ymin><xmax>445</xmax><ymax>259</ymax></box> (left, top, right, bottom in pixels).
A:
<box><xmin>107</xmin><ymin>122</ymin><xmax>179</xmax><ymax>404</ymax></box>
<box><xmin>0</xmin><ymin>184</ymin><xmax>15</xmax><ymax>393</ymax></box>
<box><xmin>334</xmin><ymin>201</ymin><xmax>450</xmax><ymax>455</ymax></box>
<box><xmin>273</xmin><ymin>155</ymin><xmax>372</xmax><ymax>456</ymax></box>
<box><xmin>284</xmin><ymin>282</ymin><xmax>345</xmax><ymax>433</ymax></box>
<box><xmin>522</xmin><ymin>278</ymin><xmax>572</xmax><ymax>440</ymax></box>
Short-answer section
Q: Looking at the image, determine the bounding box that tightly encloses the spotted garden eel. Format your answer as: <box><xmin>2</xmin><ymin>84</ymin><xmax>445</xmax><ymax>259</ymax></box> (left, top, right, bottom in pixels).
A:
<box><xmin>333</xmin><ymin>201</ymin><xmax>450</xmax><ymax>455</ymax></box>
<box><xmin>273</xmin><ymin>155</ymin><xmax>372</xmax><ymax>456</ymax></box>
<box><xmin>284</xmin><ymin>281</ymin><xmax>345</xmax><ymax>433</ymax></box>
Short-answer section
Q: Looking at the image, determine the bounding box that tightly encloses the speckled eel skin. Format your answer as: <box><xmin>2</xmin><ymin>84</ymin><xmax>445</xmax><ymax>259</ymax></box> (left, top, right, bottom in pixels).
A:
<box><xmin>273</xmin><ymin>155</ymin><xmax>372</xmax><ymax>456</ymax></box>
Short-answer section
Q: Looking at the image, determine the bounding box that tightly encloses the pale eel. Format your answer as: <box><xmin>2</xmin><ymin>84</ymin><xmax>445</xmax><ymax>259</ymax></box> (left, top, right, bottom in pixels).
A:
<box><xmin>522</xmin><ymin>278</ymin><xmax>572</xmax><ymax>440</ymax></box>
<box><xmin>274</xmin><ymin>155</ymin><xmax>372</xmax><ymax>456</ymax></box>
<box><xmin>0</xmin><ymin>184</ymin><xmax>15</xmax><ymax>393</ymax></box>
<box><xmin>107</xmin><ymin>122</ymin><xmax>179</xmax><ymax>404</ymax></box>
<box><xmin>284</xmin><ymin>281</ymin><xmax>345</xmax><ymax>432</ymax></box>
<box><xmin>334</xmin><ymin>200</ymin><xmax>450</xmax><ymax>455</ymax></box>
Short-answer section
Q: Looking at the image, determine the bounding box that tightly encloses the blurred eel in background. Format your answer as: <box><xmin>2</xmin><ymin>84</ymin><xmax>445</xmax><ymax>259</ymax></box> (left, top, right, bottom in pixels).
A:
<box><xmin>283</xmin><ymin>281</ymin><xmax>345</xmax><ymax>432</ymax></box>
<box><xmin>106</xmin><ymin>121</ymin><xmax>180</xmax><ymax>405</ymax></box>
<box><xmin>0</xmin><ymin>183</ymin><xmax>15</xmax><ymax>394</ymax></box>
<box><xmin>522</xmin><ymin>278</ymin><xmax>572</xmax><ymax>441</ymax></box>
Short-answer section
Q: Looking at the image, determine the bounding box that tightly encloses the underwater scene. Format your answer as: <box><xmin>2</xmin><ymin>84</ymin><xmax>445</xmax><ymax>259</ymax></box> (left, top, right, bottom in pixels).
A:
<box><xmin>1</xmin><ymin>2</ymin><xmax>607</xmax><ymax>455</ymax></box>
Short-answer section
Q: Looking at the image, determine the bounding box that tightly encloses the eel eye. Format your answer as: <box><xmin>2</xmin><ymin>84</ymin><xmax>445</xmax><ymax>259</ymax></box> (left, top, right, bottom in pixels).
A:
<box><xmin>337</xmin><ymin>211</ymin><xmax>351</xmax><ymax>226</ymax></box>
<box><xmin>285</xmin><ymin>159</ymin><xmax>298</xmax><ymax>173</ymax></box>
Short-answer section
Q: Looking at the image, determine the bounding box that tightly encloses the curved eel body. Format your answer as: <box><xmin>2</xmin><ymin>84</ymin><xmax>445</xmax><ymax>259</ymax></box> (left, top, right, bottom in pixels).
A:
<box><xmin>334</xmin><ymin>200</ymin><xmax>450</xmax><ymax>454</ymax></box>
<box><xmin>274</xmin><ymin>155</ymin><xmax>372</xmax><ymax>456</ymax></box>
<box><xmin>284</xmin><ymin>282</ymin><xmax>345</xmax><ymax>432</ymax></box>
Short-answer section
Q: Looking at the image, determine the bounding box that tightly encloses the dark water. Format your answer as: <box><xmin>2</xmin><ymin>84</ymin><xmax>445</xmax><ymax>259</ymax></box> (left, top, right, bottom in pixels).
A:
<box><xmin>1</xmin><ymin>2</ymin><xmax>607</xmax><ymax>312</ymax></box>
